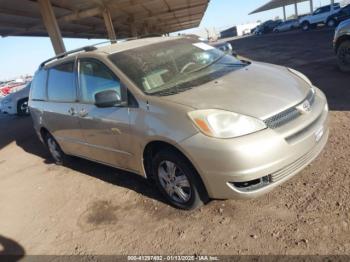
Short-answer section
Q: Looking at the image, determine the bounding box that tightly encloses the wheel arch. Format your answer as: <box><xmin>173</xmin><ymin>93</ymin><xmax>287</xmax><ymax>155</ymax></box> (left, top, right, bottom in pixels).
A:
<box><xmin>39</xmin><ymin>127</ymin><xmax>50</xmax><ymax>144</ymax></box>
<box><xmin>335</xmin><ymin>34</ymin><xmax>350</xmax><ymax>53</ymax></box>
<box><xmin>142</xmin><ymin>139</ymin><xmax>209</xmax><ymax>202</ymax></box>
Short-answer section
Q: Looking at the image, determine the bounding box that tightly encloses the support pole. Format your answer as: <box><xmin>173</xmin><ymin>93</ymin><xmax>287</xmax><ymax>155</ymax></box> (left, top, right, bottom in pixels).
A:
<box><xmin>283</xmin><ymin>6</ymin><xmax>287</xmax><ymax>21</ymax></box>
<box><xmin>102</xmin><ymin>9</ymin><xmax>117</xmax><ymax>43</ymax></box>
<box><xmin>310</xmin><ymin>0</ymin><xmax>314</xmax><ymax>13</ymax></box>
<box><xmin>143</xmin><ymin>24</ymin><xmax>149</xmax><ymax>36</ymax></box>
<box><xmin>130</xmin><ymin>24</ymin><xmax>138</xmax><ymax>37</ymax></box>
<box><xmin>294</xmin><ymin>2</ymin><xmax>299</xmax><ymax>18</ymax></box>
<box><xmin>37</xmin><ymin>0</ymin><xmax>66</xmax><ymax>55</ymax></box>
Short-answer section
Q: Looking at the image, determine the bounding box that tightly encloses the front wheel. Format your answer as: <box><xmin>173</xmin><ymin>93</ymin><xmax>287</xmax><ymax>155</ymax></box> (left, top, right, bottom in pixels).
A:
<box><xmin>327</xmin><ymin>19</ymin><xmax>336</xmax><ymax>27</ymax></box>
<box><xmin>17</xmin><ymin>98</ymin><xmax>29</xmax><ymax>116</ymax></box>
<box><xmin>337</xmin><ymin>41</ymin><xmax>350</xmax><ymax>72</ymax></box>
<box><xmin>152</xmin><ymin>150</ymin><xmax>209</xmax><ymax>210</ymax></box>
<box><xmin>301</xmin><ymin>22</ymin><xmax>310</xmax><ymax>31</ymax></box>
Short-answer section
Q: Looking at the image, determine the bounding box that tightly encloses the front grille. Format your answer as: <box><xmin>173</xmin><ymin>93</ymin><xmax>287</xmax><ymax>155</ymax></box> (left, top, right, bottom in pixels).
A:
<box><xmin>264</xmin><ymin>107</ymin><xmax>301</xmax><ymax>129</ymax></box>
<box><xmin>264</xmin><ymin>89</ymin><xmax>315</xmax><ymax>129</ymax></box>
<box><xmin>270</xmin><ymin>133</ymin><xmax>326</xmax><ymax>182</ymax></box>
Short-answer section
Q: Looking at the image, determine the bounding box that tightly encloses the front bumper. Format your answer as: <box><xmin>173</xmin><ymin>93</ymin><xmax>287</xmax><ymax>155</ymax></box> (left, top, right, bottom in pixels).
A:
<box><xmin>0</xmin><ymin>103</ymin><xmax>16</xmax><ymax>115</ymax></box>
<box><xmin>178</xmin><ymin>87</ymin><xmax>329</xmax><ymax>199</ymax></box>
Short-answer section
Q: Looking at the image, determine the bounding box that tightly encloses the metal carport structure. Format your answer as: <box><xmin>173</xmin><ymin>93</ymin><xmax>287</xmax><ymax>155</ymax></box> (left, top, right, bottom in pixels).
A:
<box><xmin>249</xmin><ymin>0</ymin><xmax>336</xmax><ymax>20</ymax></box>
<box><xmin>0</xmin><ymin>0</ymin><xmax>209</xmax><ymax>54</ymax></box>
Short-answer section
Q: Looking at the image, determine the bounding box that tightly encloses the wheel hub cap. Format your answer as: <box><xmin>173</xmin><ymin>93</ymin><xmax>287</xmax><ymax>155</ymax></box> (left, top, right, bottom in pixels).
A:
<box><xmin>158</xmin><ymin>161</ymin><xmax>191</xmax><ymax>203</ymax></box>
<box><xmin>48</xmin><ymin>138</ymin><xmax>61</xmax><ymax>161</ymax></box>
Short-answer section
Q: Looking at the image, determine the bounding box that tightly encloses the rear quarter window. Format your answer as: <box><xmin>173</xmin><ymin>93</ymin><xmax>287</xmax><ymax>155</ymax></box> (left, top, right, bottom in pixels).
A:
<box><xmin>30</xmin><ymin>69</ymin><xmax>48</xmax><ymax>101</ymax></box>
<box><xmin>47</xmin><ymin>62</ymin><xmax>77</xmax><ymax>102</ymax></box>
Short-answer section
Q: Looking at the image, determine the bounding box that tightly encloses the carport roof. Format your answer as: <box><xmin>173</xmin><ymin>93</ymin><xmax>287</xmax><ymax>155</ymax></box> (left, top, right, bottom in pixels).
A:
<box><xmin>249</xmin><ymin>0</ymin><xmax>309</xmax><ymax>14</ymax></box>
<box><xmin>0</xmin><ymin>0</ymin><xmax>209</xmax><ymax>39</ymax></box>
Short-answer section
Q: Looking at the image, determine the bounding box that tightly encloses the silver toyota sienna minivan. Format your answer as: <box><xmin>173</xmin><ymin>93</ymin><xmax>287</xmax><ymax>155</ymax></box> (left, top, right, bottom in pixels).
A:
<box><xmin>29</xmin><ymin>37</ymin><xmax>329</xmax><ymax>210</ymax></box>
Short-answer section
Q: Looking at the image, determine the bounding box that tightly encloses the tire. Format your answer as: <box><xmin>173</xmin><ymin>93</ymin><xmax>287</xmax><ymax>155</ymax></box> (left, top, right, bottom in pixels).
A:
<box><xmin>301</xmin><ymin>21</ymin><xmax>310</xmax><ymax>31</ymax></box>
<box><xmin>327</xmin><ymin>19</ymin><xmax>336</xmax><ymax>27</ymax></box>
<box><xmin>44</xmin><ymin>132</ymin><xmax>68</xmax><ymax>165</ymax></box>
<box><xmin>152</xmin><ymin>149</ymin><xmax>209</xmax><ymax>210</ymax></box>
<box><xmin>337</xmin><ymin>41</ymin><xmax>350</xmax><ymax>72</ymax></box>
<box><xmin>17</xmin><ymin>98</ymin><xmax>29</xmax><ymax>116</ymax></box>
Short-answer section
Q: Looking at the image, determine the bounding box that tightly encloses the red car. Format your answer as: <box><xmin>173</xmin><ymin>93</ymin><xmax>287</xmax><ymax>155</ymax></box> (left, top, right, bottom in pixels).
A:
<box><xmin>0</xmin><ymin>82</ymin><xmax>24</xmax><ymax>96</ymax></box>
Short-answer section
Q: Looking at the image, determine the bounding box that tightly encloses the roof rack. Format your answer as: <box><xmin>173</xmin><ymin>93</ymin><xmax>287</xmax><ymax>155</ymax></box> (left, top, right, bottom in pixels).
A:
<box><xmin>39</xmin><ymin>41</ymin><xmax>112</xmax><ymax>68</ymax></box>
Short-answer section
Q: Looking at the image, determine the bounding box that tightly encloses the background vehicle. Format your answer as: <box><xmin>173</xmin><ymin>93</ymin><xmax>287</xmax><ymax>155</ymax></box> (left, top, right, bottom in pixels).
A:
<box><xmin>255</xmin><ymin>20</ymin><xmax>282</xmax><ymax>35</ymax></box>
<box><xmin>326</xmin><ymin>4</ymin><xmax>350</xmax><ymax>27</ymax></box>
<box><xmin>300</xmin><ymin>3</ymin><xmax>340</xmax><ymax>30</ymax></box>
<box><xmin>334</xmin><ymin>19</ymin><xmax>350</xmax><ymax>72</ymax></box>
<box><xmin>0</xmin><ymin>79</ymin><xmax>26</xmax><ymax>97</ymax></box>
<box><xmin>273</xmin><ymin>19</ymin><xmax>300</xmax><ymax>32</ymax></box>
<box><xmin>0</xmin><ymin>82</ymin><xmax>31</xmax><ymax>116</ymax></box>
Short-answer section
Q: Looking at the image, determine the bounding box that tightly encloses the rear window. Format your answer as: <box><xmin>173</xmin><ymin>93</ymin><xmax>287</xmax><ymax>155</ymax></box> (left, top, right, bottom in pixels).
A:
<box><xmin>47</xmin><ymin>62</ymin><xmax>76</xmax><ymax>102</ymax></box>
<box><xmin>30</xmin><ymin>69</ymin><xmax>48</xmax><ymax>101</ymax></box>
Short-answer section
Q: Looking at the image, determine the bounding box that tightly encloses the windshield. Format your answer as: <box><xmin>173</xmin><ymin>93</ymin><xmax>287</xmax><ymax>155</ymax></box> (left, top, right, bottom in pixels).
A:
<box><xmin>109</xmin><ymin>38</ymin><xmax>247</xmax><ymax>96</ymax></box>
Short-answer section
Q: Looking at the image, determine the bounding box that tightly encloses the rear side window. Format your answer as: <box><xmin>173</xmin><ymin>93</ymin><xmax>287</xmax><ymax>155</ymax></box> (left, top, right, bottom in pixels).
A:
<box><xmin>31</xmin><ymin>69</ymin><xmax>47</xmax><ymax>101</ymax></box>
<box><xmin>321</xmin><ymin>6</ymin><xmax>331</xmax><ymax>13</ymax></box>
<box><xmin>48</xmin><ymin>62</ymin><xmax>76</xmax><ymax>102</ymax></box>
<box><xmin>79</xmin><ymin>59</ymin><xmax>121</xmax><ymax>103</ymax></box>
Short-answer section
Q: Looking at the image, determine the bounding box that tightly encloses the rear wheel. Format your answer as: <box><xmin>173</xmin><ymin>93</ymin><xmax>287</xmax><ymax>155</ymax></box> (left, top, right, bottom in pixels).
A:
<box><xmin>44</xmin><ymin>133</ymin><xmax>68</xmax><ymax>165</ymax></box>
<box><xmin>152</xmin><ymin>149</ymin><xmax>209</xmax><ymax>210</ymax></box>
<box><xmin>301</xmin><ymin>21</ymin><xmax>310</xmax><ymax>31</ymax></box>
<box><xmin>17</xmin><ymin>98</ymin><xmax>29</xmax><ymax>116</ymax></box>
<box><xmin>337</xmin><ymin>41</ymin><xmax>350</xmax><ymax>72</ymax></box>
<box><xmin>327</xmin><ymin>19</ymin><xmax>336</xmax><ymax>27</ymax></box>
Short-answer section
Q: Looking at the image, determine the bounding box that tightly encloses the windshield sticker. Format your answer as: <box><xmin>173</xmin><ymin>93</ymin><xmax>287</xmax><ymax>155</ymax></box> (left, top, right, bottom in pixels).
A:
<box><xmin>193</xmin><ymin>42</ymin><xmax>215</xmax><ymax>51</ymax></box>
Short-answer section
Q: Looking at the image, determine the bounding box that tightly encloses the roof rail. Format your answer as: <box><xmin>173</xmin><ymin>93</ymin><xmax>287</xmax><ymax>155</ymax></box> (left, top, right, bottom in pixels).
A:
<box><xmin>39</xmin><ymin>41</ymin><xmax>113</xmax><ymax>68</ymax></box>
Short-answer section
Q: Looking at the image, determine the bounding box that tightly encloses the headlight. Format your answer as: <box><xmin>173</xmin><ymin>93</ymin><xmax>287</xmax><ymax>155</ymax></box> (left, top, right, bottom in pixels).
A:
<box><xmin>188</xmin><ymin>109</ymin><xmax>267</xmax><ymax>139</ymax></box>
<box><xmin>288</xmin><ymin>68</ymin><xmax>313</xmax><ymax>86</ymax></box>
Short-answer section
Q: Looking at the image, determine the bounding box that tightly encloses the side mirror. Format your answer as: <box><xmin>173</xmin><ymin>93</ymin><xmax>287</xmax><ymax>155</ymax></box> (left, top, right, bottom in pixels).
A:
<box><xmin>95</xmin><ymin>89</ymin><xmax>123</xmax><ymax>108</ymax></box>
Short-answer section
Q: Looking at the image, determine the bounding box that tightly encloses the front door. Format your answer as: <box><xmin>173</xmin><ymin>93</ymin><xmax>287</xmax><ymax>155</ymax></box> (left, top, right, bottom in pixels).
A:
<box><xmin>76</xmin><ymin>58</ymin><xmax>134</xmax><ymax>171</ymax></box>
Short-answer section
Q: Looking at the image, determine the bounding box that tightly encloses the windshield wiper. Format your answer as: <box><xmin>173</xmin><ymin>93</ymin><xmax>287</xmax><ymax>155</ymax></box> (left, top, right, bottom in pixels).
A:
<box><xmin>186</xmin><ymin>54</ymin><xmax>226</xmax><ymax>74</ymax></box>
<box><xmin>216</xmin><ymin>62</ymin><xmax>246</xmax><ymax>67</ymax></box>
<box><xmin>147</xmin><ymin>74</ymin><xmax>193</xmax><ymax>96</ymax></box>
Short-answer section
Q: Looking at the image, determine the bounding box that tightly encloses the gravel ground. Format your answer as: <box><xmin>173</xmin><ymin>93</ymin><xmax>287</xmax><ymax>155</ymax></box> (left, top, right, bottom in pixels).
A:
<box><xmin>0</xmin><ymin>28</ymin><xmax>349</xmax><ymax>257</ymax></box>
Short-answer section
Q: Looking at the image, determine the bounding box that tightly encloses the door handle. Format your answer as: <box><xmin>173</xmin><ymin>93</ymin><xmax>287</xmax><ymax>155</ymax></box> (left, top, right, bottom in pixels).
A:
<box><xmin>68</xmin><ymin>107</ymin><xmax>76</xmax><ymax>116</ymax></box>
<box><xmin>79</xmin><ymin>109</ymin><xmax>88</xmax><ymax>118</ymax></box>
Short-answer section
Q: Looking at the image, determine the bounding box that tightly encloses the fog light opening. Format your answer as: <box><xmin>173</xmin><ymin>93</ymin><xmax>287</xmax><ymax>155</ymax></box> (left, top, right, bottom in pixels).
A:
<box><xmin>231</xmin><ymin>175</ymin><xmax>271</xmax><ymax>192</ymax></box>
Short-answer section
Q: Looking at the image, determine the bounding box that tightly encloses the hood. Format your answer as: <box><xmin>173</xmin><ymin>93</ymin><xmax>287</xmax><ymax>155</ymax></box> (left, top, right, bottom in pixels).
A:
<box><xmin>161</xmin><ymin>62</ymin><xmax>310</xmax><ymax>120</ymax></box>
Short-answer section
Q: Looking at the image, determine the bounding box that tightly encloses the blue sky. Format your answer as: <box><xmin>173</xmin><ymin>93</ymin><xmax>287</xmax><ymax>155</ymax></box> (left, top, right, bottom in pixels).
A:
<box><xmin>0</xmin><ymin>0</ymin><xmax>339</xmax><ymax>81</ymax></box>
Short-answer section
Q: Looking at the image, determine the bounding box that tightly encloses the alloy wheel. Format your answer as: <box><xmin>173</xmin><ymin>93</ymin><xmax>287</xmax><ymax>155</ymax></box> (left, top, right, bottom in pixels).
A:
<box><xmin>20</xmin><ymin>101</ymin><xmax>29</xmax><ymax>114</ymax></box>
<box><xmin>158</xmin><ymin>160</ymin><xmax>191</xmax><ymax>204</ymax></box>
<box><xmin>339</xmin><ymin>46</ymin><xmax>350</xmax><ymax>66</ymax></box>
<box><xmin>328</xmin><ymin>20</ymin><xmax>335</xmax><ymax>27</ymax></box>
<box><xmin>47</xmin><ymin>137</ymin><xmax>62</xmax><ymax>163</ymax></box>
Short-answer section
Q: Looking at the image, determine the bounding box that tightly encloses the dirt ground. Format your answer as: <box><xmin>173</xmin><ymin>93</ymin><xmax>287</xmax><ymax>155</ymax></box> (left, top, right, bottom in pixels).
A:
<box><xmin>1</xmin><ymin>28</ymin><xmax>350</xmax><ymax>257</ymax></box>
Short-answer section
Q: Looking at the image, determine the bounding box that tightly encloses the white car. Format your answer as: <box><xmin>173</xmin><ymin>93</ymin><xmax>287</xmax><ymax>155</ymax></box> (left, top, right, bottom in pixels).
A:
<box><xmin>300</xmin><ymin>3</ymin><xmax>340</xmax><ymax>30</ymax></box>
<box><xmin>0</xmin><ymin>82</ymin><xmax>31</xmax><ymax>116</ymax></box>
